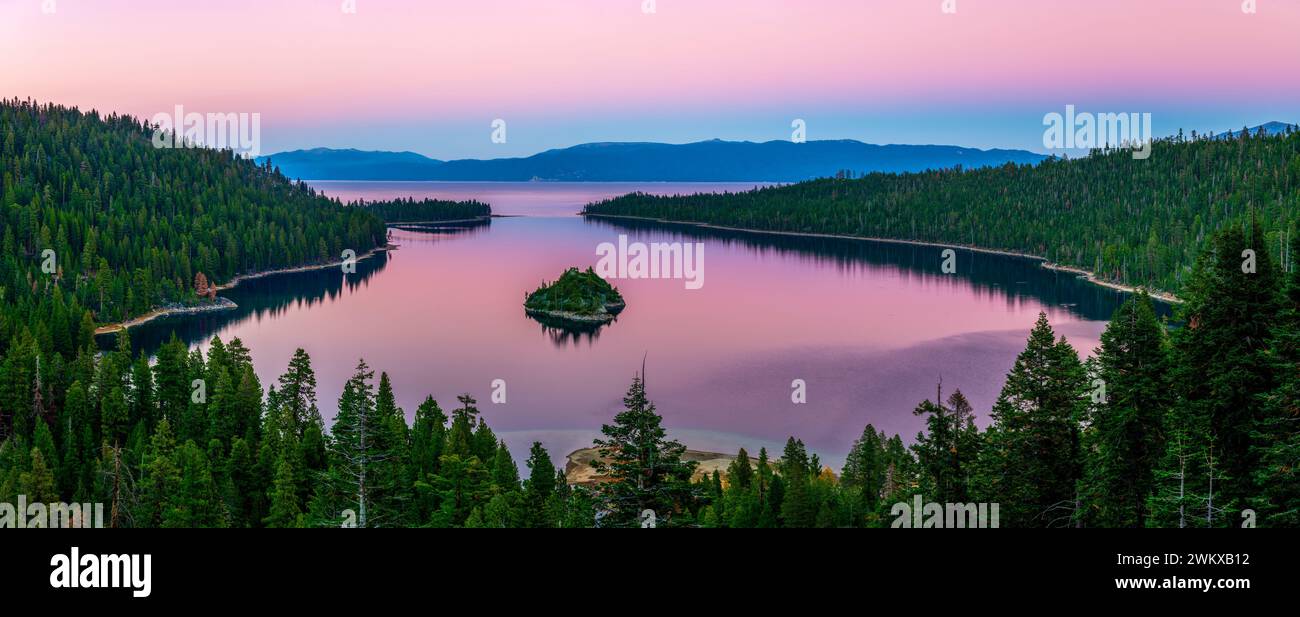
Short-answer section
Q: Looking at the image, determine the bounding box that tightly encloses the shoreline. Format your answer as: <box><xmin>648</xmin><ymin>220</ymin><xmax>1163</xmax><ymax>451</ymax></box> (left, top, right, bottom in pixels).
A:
<box><xmin>94</xmin><ymin>245</ymin><xmax>391</xmax><ymax>335</ymax></box>
<box><xmin>524</xmin><ymin>308</ymin><xmax>616</xmax><ymax>324</ymax></box>
<box><xmin>524</xmin><ymin>300</ymin><xmax>625</xmax><ymax>325</ymax></box>
<box><xmin>386</xmin><ymin>215</ymin><xmax>493</xmax><ymax>226</ymax></box>
<box><xmin>93</xmin><ymin>297</ymin><xmax>239</xmax><ymax>336</ymax></box>
<box><xmin>583</xmin><ymin>213</ymin><xmax>1180</xmax><ymax>304</ymax></box>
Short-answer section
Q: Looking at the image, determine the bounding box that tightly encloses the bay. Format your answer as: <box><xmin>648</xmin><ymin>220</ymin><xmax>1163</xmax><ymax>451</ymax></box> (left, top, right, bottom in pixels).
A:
<box><xmin>113</xmin><ymin>181</ymin><xmax>1166</xmax><ymax>469</ymax></box>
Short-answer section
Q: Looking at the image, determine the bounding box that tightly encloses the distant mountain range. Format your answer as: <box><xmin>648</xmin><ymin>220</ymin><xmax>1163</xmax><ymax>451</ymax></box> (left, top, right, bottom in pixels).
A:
<box><xmin>1215</xmin><ymin>121</ymin><xmax>1296</xmax><ymax>139</ymax></box>
<box><xmin>259</xmin><ymin>140</ymin><xmax>1049</xmax><ymax>182</ymax></box>
<box><xmin>258</xmin><ymin>148</ymin><xmax>445</xmax><ymax>180</ymax></box>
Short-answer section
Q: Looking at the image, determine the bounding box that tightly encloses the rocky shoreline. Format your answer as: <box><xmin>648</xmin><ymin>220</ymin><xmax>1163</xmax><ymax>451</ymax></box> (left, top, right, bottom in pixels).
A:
<box><xmin>94</xmin><ymin>245</ymin><xmax>391</xmax><ymax>335</ymax></box>
<box><xmin>524</xmin><ymin>300</ymin><xmax>626</xmax><ymax>325</ymax></box>
<box><xmin>94</xmin><ymin>297</ymin><xmax>238</xmax><ymax>335</ymax></box>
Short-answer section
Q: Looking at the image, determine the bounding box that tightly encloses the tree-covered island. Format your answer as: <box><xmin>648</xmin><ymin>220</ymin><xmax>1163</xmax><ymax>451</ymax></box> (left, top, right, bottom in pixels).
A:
<box><xmin>523</xmin><ymin>267</ymin><xmax>626</xmax><ymax>327</ymax></box>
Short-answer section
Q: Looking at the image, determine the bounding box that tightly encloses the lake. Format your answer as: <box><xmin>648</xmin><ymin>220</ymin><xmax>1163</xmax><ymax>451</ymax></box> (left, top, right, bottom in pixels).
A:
<box><xmin>111</xmin><ymin>181</ymin><xmax>1165</xmax><ymax>469</ymax></box>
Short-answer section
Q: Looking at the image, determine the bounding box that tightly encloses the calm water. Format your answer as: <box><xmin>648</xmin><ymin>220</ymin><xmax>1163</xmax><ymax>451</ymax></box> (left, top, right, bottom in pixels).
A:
<box><xmin>112</xmin><ymin>182</ymin><xmax>1166</xmax><ymax>468</ymax></box>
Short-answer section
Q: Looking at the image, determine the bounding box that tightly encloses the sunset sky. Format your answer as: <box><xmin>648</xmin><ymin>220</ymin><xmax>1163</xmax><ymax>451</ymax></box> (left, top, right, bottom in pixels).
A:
<box><xmin>2</xmin><ymin>0</ymin><xmax>1296</xmax><ymax>158</ymax></box>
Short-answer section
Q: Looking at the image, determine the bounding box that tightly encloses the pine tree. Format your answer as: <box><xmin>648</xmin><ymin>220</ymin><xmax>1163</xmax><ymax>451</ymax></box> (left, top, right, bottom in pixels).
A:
<box><xmin>980</xmin><ymin>312</ymin><xmax>1087</xmax><ymax>527</ymax></box>
<box><xmin>31</xmin><ymin>419</ymin><xmax>58</xmax><ymax>496</ymax></box>
<box><xmin>58</xmin><ymin>381</ymin><xmax>89</xmax><ymax>496</ymax></box>
<box><xmin>911</xmin><ymin>385</ymin><xmax>981</xmax><ymax>503</ymax></box>
<box><xmin>483</xmin><ymin>440</ymin><xmax>521</xmax><ymax>527</ymax></box>
<box><xmin>1148</xmin><ymin>422</ymin><xmax>1201</xmax><ymax>528</ymax></box>
<box><xmin>591</xmin><ymin>373</ymin><xmax>699</xmax><ymax>527</ymax></box>
<box><xmin>878</xmin><ymin>434</ymin><xmax>920</xmax><ymax>520</ymax></box>
<box><xmin>0</xmin><ymin>334</ymin><xmax>37</xmax><ymax>441</ymax></box>
<box><xmin>368</xmin><ymin>372</ymin><xmax>409</xmax><ymax>525</ymax></box>
<box><xmin>841</xmin><ymin>424</ymin><xmax>889</xmax><ymax>523</ymax></box>
<box><xmin>100</xmin><ymin>386</ymin><xmax>129</xmax><ymax>447</ymax></box>
<box><xmin>1166</xmin><ymin>221</ymin><xmax>1281</xmax><ymax>521</ymax></box>
<box><xmin>1254</xmin><ymin>233</ymin><xmax>1300</xmax><ymax>525</ymax></box>
<box><xmin>265</xmin><ymin>456</ymin><xmax>303</xmax><ymax>528</ymax></box>
<box><xmin>130</xmin><ymin>356</ymin><xmax>155</xmax><ymax>430</ymax></box>
<box><xmin>445</xmin><ymin>394</ymin><xmax>480</xmax><ymax>458</ymax></box>
<box><xmin>431</xmin><ymin>452</ymin><xmax>490</xmax><ymax>527</ymax></box>
<box><xmin>136</xmin><ymin>419</ymin><xmax>180</xmax><ymax>528</ymax></box>
<box><xmin>726</xmin><ymin>447</ymin><xmax>753</xmax><ymax>491</ymax></box>
<box><xmin>700</xmin><ymin>505</ymin><xmax>720</xmax><ymax>528</ymax></box>
<box><xmin>557</xmin><ymin>479</ymin><xmax>596</xmax><ymax>528</ymax></box>
<box><xmin>480</xmin><ymin>493</ymin><xmax>516</xmax><ymax>528</ymax></box>
<box><xmin>410</xmin><ymin>395</ymin><xmax>447</xmax><ymax>480</ymax></box>
<box><xmin>326</xmin><ymin>359</ymin><xmax>383</xmax><ymax>527</ymax></box>
<box><xmin>409</xmin><ymin>395</ymin><xmax>447</xmax><ymax>520</ymax></box>
<box><xmin>181</xmin><ymin>347</ymin><xmax>208</xmax><ymax>444</ymax></box>
<box><xmin>462</xmin><ymin>507</ymin><xmax>484</xmax><ymax>528</ymax></box>
<box><xmin>153</xmin><ymin>335</ymin><xmax>190</xmax><ymax>427</ymax></box>
<box><xmin>779</xmin><ymin>437</ymin><xmax>816</xmax><ymax>527</ymax></box>
<box><xmin>278</xmin><ymin>348</ymin><xmax>322</xmax><ymax>436</ymax></box>
<box><xmin>231</xmin><ymin>367</ymin><xmax>263</xmax><ymax>446</ymax></box>
<box><xmin>19</xmin><ymin>448</ymin><xmax>58</xmax><ymax>505</ymax></box>
<box><xmin>471</xmin><ymin>420</ymin><xmax>498</xmax><ymax>464</ymax></box>
<box><xmin>750</xmin><ymin>447</ymin><xmax>777</xmax><ymax>527</ymax></box>
<box><xmin>948</xmin><ymin>390</ymin><xmax>982</xmax><ymax>500</ymax></box>
<box><xmin>710</xmin><ymin>469</ymin><xmax>725</xmax><ymax>510</ymax></box>
<box><xmin>1081</xmin><ymin>291</ymin><xmax>1171</xmax><ymax>527</ymax></box>
<box><xmin>492</xmin><ymin>440</ymin><xmax>521</xmax><ymax>492</ymax></box>
<box><xmin>521</xmin><ymin>441</ymin><xmax>556</xmax><ymax>528</ymax></box>
<box><xmin>224</xmin><ymin>436</ymin><xmax>262</xmax><ymax>528</ymax></box>
<box><xmin>167</xmin><ymin>440</ymin><xmax>225</xmax><ymax>528</ymax></box>
<box><xmin>205</xmin><ymin>368</ymin><xmax>235</xmax><ymax>448</ymax></box>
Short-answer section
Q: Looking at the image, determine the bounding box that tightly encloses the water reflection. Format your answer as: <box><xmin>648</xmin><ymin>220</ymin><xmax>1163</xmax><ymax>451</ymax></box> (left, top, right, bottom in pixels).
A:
<box><xmin>583</xmin><ymin>216</ymin><xmax>1174</xmax><ymax>322</ymax></box>
<box><xmin>388</xmin><ymin>218</ymin><xmax>492</xmax><ymax>235</ymax></box>
<box><xmin>100</xmin><ymin>250</ymin><xmax>392</xmax><ymax>355</ymax></box>
<box><xmin>525</xmin><ymin>310</ymin><xmax>616</xmax><ymax>347</ymax></box>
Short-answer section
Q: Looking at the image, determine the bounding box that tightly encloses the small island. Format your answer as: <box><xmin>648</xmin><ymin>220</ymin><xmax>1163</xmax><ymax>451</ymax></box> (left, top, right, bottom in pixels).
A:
<box><xmin>523</xmin><ymin>267</ymin><xmax>626</xmax><ymax>328</ymax></box>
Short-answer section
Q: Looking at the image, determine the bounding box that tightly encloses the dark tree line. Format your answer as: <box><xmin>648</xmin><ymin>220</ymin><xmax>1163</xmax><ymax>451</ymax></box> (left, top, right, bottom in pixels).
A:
<box><xmin>0</xmin><ymin>334</ymin><xmax>601</xmax><ymax>527</ymax></box>
<box><xmin>584</xmin><ymin>128</ymin><xmax>1300</xmax><ymax>294</ymax></box>
<box><xmin>354</xmin><ymin>197</ymin><xmax>491</xmax><ymax>223</ymax></box>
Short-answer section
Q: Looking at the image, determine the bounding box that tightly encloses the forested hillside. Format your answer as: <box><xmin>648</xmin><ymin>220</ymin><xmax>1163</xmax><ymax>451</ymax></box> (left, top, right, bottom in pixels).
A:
<box><xmin>0</xmin><ymin>99</ymin><xmax>386</xmax><ymax>338</ymax></box>
<box><xmin>584</xmin><ymin>129</ymin><xmax>1300</xmax><ymax>294</ymax></box>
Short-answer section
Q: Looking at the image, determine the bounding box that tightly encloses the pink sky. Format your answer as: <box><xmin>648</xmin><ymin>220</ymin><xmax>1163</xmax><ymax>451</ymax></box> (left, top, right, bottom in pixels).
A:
<box><xmin>2</xmin><ymin>0</ymin><xmax>1296</xmax><ymax>157</ymax></box>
